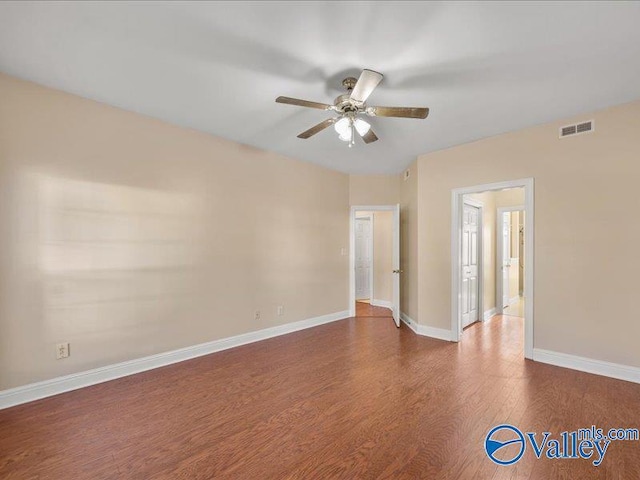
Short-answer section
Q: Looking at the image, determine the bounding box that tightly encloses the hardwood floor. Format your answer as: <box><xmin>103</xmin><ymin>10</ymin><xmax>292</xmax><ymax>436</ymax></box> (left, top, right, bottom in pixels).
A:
<box><xmin>1</xmin><ymin>313</ymin><xmax>639</xmax><ymax>479</ymax></box>
<box><xmin>356</xmin><ymin>301</ymin><xmax>392</xmax><ymax>318</ymax></box>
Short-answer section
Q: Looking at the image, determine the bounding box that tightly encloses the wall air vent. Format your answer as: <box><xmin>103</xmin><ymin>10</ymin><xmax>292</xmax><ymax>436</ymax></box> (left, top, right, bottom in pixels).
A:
<box><xmin>559</xmin><ymin>120</ymin><xmax>594</xmax><ymax>138</ymax></box>
<box><xmin>576</xmin><ymin>121</ymin><xmax>593</xmax><ymax>133</ymax></box>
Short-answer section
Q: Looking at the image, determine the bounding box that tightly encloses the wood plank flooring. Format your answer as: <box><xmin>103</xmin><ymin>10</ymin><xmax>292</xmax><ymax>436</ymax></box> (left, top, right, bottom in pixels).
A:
<box><xmin>1</xmin><ymin>313</ymin><xmax>639</xmax><ymax>479</ymax></box>
<box><xmin>355</xmin><ymin>301</ymin><xmax>391</xmax><ymax>318</ymax></box>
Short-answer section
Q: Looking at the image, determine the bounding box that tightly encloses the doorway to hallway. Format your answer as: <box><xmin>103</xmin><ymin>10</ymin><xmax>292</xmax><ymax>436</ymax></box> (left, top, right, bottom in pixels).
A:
<box><xmin>355</xmin><ymin>214</ymin><xmax>373</xmax><ymax>302</ymax></box>
<box><xmin>452</xmin><ymin>178</ymin><xmax>534</xmax><ymax>359</ymax></box>
<box><xmin>350</xmin><ymin>205</ymin><xmax>400</xmax><ymax>326</ymax></box>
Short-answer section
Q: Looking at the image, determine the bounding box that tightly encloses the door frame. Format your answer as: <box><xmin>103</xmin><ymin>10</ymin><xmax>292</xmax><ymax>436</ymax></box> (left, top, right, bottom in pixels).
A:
<box><xmin>354</xmin><ymin>213</ymin><xmax>374</xmax><ymax>301</ymax></box>
<box><xmin>451</xmin><ymin>178</ymin><xmax>534</xmax><ymax>359</ymax></box>
<box><xmin>349</xmin><ymin>205</ymin><xmax>399</xmax><ymax>321</ymax></box>
<box><xmin>496</xmin><ymin>205</ymin><xmax>525</xmax><ymax>315</ymax></box>
<box><xmin>461</xmin><ymin>198</ymin><xmax>484</xmax><ymax>329</ymax></box>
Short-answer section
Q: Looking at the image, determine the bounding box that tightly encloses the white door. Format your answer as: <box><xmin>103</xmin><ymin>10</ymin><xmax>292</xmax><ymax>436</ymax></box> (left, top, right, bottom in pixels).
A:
<box><xmin>501</xmin><ymin>212</ymin><xmax>511</xmax><ymax>309</ymax></box>
<box><xmin>461</xmin><ymin>204</ymin><xmax>480</xmax><ymax>328</ymax></box>
<box><xmin>355</xmin><ymin>217</ymin><xmax>372</xmax><ymax>300</ymax></box>
<box><xmin>391</xmin><ymin>204</ymin><xmax>401</xmax><ymax>327</ymax></box>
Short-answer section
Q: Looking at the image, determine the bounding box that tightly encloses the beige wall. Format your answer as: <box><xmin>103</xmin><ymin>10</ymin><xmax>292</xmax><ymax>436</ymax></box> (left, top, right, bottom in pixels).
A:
<box><xmin>497</xmin><ymin>189</ymin><xmax>525</xmax><ymax>304</ymax></box>
<box><xmin>400</xmin><ymin>161</ymin><xmax>418</xmax><ymax>320</ymax></box>
<box><xmin>509</xmin><ymin>211</ymin><xmax>520</xmax><ymax>301</ymax></box>
<box><xmin>495</xmin><ymin>188</ymin><xmax>525</xmax><ymax>208</ymax></box>
<box><xmin>510</xmin><ymin>211</ymin><xmax>519</xmax><ymax>258</ymax></box>
<box><xmin>0</xmin><ymin>73</ymin><xmax>350</xmax><ymax>389</ymax></box>
<box><xmin>4</xmin><ymin>68</ymin><xmax>637</xmax><ymax>392</ymax></box>
<box><xmin>519</xmin><ymin>212</ymin><xmax>525</xmax><ymax>295</ymax></box>
<box><xmin>415</xmin><ymin>100</ymin><xmax>640</xmax><ymax>367</ymax></box>
<box><xmin>349</xmin><ymin>174</ymin><xmax>400</xmax><ymax>206</ymax></box>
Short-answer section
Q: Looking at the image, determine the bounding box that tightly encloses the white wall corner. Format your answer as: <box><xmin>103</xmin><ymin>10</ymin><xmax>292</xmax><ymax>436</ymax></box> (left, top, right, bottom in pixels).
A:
<box><xmin>401</xmin><ymin>312</ymin><xmax>452</xmax><ymax>342</ymax></box>
<box><xmin>0</xmin><ymin>309</ymin><xmax>350</xmax><ymax>410</ymax></box>
<box><xmin>483</xmin><ymin>308</ymin><xmax>497</xmax><ymax>321</ymax></box>
<box><xmin>532</xmin><ymin>348</ymin><xmax>640</xmax><ymax>385</ymax></box>
<box><xmin>418</xmin><ymin>325</ymin><xmax>453</xmax><ymax>342</ymax></box>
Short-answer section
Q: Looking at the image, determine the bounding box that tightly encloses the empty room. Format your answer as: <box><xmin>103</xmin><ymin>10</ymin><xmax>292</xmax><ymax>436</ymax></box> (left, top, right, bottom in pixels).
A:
<box><xmin>1</xmin><ymin>2</ymin><xmax>639</xmax><ymax>479</ymax></box>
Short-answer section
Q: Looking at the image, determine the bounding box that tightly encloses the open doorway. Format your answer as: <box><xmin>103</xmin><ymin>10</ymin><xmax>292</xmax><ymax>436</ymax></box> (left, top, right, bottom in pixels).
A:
<box><xmin>497</xmin><ymin>207</ymin><xmax>525</xmax><ymax>318</ymax></box>
<box><xmin>350</xmin><ymin>205</ymin><xmax>400</xmax><ymax>326</ymax></box>
<box><xmin>354</xmin><ymin>213</ymin><xmax>374</xmax><ymax>304</ymax></box>
<box><xmin>460</xmin><ymin>190</ymin><xmax>525</xmax><ymax>328</ymax></box>
<box><xmin>452</xmin><ymin>179</ymin><xmax>534</xmax><ymax>358</ymax></box>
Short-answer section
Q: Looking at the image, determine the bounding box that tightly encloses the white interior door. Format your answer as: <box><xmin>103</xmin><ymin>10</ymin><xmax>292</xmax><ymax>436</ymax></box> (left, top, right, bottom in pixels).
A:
<box><xmin>501</xmin><ymin>212</ymin><xmax>511</xmax><ymax>309</ymax></box>
<box><xmin>355</xmin><ymin>217</ymin><xmax>372</xmax><ymax>300</ymax></box>
<box><xmin>391</xmin><ymin>204</ymin><xmax>400</xmax><ymax>327</ymax></box>
<box><xmin>461</xmin><ymin>204</ymin><xmax>480</xmax><ymax>328</ymax></box>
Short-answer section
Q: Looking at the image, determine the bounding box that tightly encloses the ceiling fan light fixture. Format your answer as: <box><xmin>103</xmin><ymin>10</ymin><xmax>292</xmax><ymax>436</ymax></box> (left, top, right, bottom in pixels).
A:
<box><xmin>338</xmin><ymin>129</ymin><xmax>353</xmax><ymax>142</ymax></box>
<box><xmin>334</xmin><ymin>117</ymin><xmax>350</xmax><ymax>136</ymax></box>
<box><xmin>354</xmin><ymin>118</ymin><xmax>371</xmax><ymax>136</ymax></box>
<box><xmin>275</xmin><ymin>68</ymin><xmax>429</xmax><ymax>146</ymax></box>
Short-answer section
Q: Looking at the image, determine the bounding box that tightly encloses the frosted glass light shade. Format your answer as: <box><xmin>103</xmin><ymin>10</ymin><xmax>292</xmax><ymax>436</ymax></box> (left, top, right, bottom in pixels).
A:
<box><xmin>354</xmin><ymin>118</ymin><xmax>371</xmax><ymax>136</ymax></box>
<box><xmin>334</xmin><ymin>117</ymin><xmax>350</xmax><ymax>136</ymax></box>
<box><xmin>339</xmin><ymin>129</ymin><xmax>352</xmax><ymax>142</ymax></box>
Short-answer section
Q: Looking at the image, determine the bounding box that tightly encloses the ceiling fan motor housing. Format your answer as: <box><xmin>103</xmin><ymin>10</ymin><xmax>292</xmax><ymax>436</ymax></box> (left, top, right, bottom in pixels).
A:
<box><xmin>334</xmin><ymin>94</ymin><xmax>361</xmax><ymax>114</ymax></box>
<box><xmin>335</xmin><ymin>77</ymin><xmax>365</xmax><ymax>114</ymax></box>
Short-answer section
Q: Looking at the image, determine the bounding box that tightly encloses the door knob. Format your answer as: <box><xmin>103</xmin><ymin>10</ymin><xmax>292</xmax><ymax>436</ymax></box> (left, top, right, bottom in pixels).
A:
<box><xmin>393</xmin><ymin>269</ymin><xmax>403</xmax><ymax>274</ymax></box>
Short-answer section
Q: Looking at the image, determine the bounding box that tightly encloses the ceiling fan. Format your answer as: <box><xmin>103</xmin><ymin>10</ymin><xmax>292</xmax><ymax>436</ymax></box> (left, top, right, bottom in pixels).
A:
<box><xmin>275</xmin><ymin>69</ymin><xmax>429</xmax><ymax>147</ymax></box>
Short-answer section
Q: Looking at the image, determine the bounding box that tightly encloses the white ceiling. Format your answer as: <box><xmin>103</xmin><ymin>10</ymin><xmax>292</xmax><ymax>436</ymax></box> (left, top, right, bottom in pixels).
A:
<box><xmin>1</xmin><ymin>1</ymin><xmax>640</xmax><ymax>174</ymax></box>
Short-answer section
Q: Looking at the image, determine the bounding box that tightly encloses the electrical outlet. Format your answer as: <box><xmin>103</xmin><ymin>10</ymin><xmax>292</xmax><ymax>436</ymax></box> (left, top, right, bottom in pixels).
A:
<box><xmin>56</xmin><ymin>342</ymin><xmax>70</xmax><ymax>359</ymax></box>
<box><xmin>255</xmin><ymin>310</ymin><xmax>260</xmax><ymax>321</ymax></box>
<box><xmin>277</xmin><ymin>305</ymin><xmax>284</xmax><ymax>316</ymax></box>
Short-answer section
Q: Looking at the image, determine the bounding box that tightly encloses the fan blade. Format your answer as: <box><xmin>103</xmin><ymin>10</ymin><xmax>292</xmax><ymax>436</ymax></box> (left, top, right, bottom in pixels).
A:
<box><xmin>350</xmin><ymin>69</ymin><xmax>383</xmax><ymax>103</ymax></box>
<box><xmin>297</xmin><ymin>118</ymin><xmax>337</xmax><ymax>139</ymax></box>
<box><xmin>276</xmin><ymin>96</ymin><xmax>332</xmax><ymax>110</ymax></box>
<box><xmin>360</xmin><ymin>128</ymin><xmax>379</xmax><ymax>144</ymax></box>
<box><xmin>367</xmin><ymin>106</ymin><xmax>429</xmax><ymax>119</ymax></box>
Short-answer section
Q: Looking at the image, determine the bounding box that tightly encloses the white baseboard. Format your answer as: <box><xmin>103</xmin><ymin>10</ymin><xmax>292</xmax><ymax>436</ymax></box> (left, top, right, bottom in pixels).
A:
<box><xmin>400</xmin><ymin>312</ymin><xmax>419</xmax><ymax>334</ymax></box>
<box><xmin>532</xmin><ymin>348</ymin><xmax>640</xmax><ymax>385</ymax></box>
<box><xmin>420</xmin><ymin>325</ymin><xmax>453</xmax><ymax>342</ymax></box>
<box><xmin>400</xmin><ymin>312</ymin><xmax>452</xmax><ymax>342</ymax></box>
<box><xmin>370</xmin><ymin>299</ymin><xmax>392</xmax><ymax>309</ymax></box>
<box><xmin>483</xmin><ymin>307</ymin><xmax>497</xmax><ymax>321</ymax></box>
<box><xmin>0</xmin><ymin>309</ymin><xmax>349</xmax><ymax>410</ymax></box>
